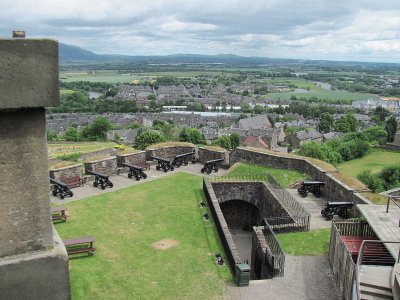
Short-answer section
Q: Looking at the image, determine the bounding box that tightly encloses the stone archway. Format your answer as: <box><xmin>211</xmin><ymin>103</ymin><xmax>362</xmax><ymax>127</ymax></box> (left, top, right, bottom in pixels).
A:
<box><xmin>220</xmin><ymin>200</ymin><xmax>261</xmax><ymax>230</ymax></box>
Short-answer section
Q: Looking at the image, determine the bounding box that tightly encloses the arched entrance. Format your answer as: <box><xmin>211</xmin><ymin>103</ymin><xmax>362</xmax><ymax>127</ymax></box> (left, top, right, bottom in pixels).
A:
<box><xmin>220</xmin><ymin>200</ymin><xmax>260</xmax><ymax>230</ymax></box>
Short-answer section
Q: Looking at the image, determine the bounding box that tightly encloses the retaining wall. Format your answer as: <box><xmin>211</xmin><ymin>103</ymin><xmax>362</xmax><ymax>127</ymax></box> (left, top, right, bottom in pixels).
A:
<box><xmin>198</xmin><ymin>147</ymin><xmax>229</xmax><ymax>166</ymax></box>
<box><xmin>49</xmin><ymin>164</ymin><xmax>83</xmax><ymax>182</ymax></box>
<box><xmin>84</xmin><ymin>156</ymin><xmax>118</xmax><ymax>176</ymax></box>
<box><xmin>146</xmin><ymin>145</ymin><xmax>195</xmax><ymax>161</ymax></box>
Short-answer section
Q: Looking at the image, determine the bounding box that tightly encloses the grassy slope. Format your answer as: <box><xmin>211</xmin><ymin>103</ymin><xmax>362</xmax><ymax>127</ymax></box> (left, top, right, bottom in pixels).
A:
<box><xmin>224</xmin><ymin>163</ymin><xmax>308</xmax><ymax>187</ymax></box>
<box><xmin>276</xmin><ymin>228</ymin><xmax>331</xmax><ymax>256</ymax></box>
<box><xmin>55</xmin><ymin>173</ymin><xmax>230</xmax><ymax>300</ymax></box>
<box><xmin>338</xmin><ymin>149</ymin><xmax>400</xmax><ymax>177</ymax></box>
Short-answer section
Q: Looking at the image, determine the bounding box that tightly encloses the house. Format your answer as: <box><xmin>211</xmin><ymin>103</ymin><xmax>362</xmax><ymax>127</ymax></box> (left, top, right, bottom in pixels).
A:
<box><xmin>242</xmin><ymin>136</ymin><xmax>269</xmax><ymax>150</ymax></box>
<box><xmin>323</xmin><ymin>131</ymin><xmax>344</xmax><ymax>141</ymax></box>
<box><xmin>284</xmin><ymin>129</ymin><xmax>323</xmax><ymax>148</ymax></box>
<box><xmin>237</xmin><ymin>114</ymin><xmax>272</xmax><ymax>130</ymax></box>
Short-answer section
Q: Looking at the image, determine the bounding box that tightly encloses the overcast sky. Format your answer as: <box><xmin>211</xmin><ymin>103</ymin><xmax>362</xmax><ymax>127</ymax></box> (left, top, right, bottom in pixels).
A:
<box><xmin>1</xmin><ymin>0</ymin><xmax>400</xmax><ymax>62</ymax></box>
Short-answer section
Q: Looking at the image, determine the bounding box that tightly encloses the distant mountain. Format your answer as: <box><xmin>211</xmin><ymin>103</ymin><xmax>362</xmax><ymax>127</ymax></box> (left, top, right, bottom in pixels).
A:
<box><xmin>59</xmin><ymin>43</ymin><xmax>100</xmax><ymax>61</ymax></box>
<box><xmin>59</xmin><ymin>43</ymin><xmax>399</xmax><ymax>67</ymax></box>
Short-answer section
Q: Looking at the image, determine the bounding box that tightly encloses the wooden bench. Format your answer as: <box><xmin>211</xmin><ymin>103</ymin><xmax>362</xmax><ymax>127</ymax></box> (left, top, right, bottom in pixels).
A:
<box><xmin>51</xmin><ymin>206</ymin><xmax>69</xmax><ymax>222</ymax></box>
<box><xmin>63</xmin><ymin>236</ymin><xmax>96</xmax><ymax>256</ymax></box>
<box><xmin>136</xmin><ymin>161</ymin><xmax>151</xmax><ymax>170</ymax></box>
<box><xmin>62</xmin><ymin>175</ymin><xmax>84</xmax><ymax>188</ymax></box>
<box><xmin>50</xmin><ymin>178</ymin><xmax>74</xmax><ymax>199</ymax></box>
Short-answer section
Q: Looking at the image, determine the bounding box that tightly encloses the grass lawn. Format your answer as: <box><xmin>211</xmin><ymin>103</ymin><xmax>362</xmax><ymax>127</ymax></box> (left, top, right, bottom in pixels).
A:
<box><xmin>276</xmin><ymin>228</ymin><xmax>331</xmax><ymax>256</ymax></box>
<box><xmin>48</xmin><ymin>142</ymin><xmax>117</xmax><ymax>159</ymax></box>
<box><xmin>55</xmin><ymin>173</ymin><xmax>231</xmax><ymax>300</ymax></box>
<box><xmin>338</xmin><ymin>149</ymin><xmax>400</xmax><ymax>178</ymax></box>
<box><xmin>224</xmin><ymin>163</ymin><xmax>308</xmax><ymax>188</ymax></box>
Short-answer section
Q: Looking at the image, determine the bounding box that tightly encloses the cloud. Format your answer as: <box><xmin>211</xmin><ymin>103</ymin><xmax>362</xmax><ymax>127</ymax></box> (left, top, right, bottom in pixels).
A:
<box><xmin>1</xmin><ymin>0</ymin><xmax>400</xmax><ymax>62</ymax></box>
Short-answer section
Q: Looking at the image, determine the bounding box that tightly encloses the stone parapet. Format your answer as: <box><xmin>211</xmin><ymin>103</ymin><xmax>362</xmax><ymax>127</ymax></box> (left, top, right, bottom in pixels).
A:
<box><xmin>85</xmin><ymin>156</ymin><xmax>118</xmax><ymax>176</ymax></box>
<box><xmin>49</xmin><ymin>163</ymin><xmax>83</xmax><ymax>182</ymax></box>
<box><xmin>198</xmin><ymin>147</ymin><xmax>229</xmax><ymax>165</ymax></box>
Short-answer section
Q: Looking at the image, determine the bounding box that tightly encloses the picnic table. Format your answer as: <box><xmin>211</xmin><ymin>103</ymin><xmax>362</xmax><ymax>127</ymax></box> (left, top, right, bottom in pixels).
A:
<box><xmin>63</xmin><ymin>236</ymin><xmax>96</xmax><ymax>256</ymax></box>
<box><xmin>51</xmin><ymin>206</ymin><xmax>68</xmax><ymax>222</ymax></box>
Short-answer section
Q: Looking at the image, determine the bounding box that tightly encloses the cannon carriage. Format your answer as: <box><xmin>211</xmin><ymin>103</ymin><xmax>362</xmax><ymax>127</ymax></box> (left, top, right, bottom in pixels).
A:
<box><xmin>321</xmin><ymin>201</ymin><xmax>353</xmax><ymax>220</ymax></box>
<box><xmin>150</xmin><ymin>156</ymin><xmax>175</xmax><ymax>172</ymax></box>
<box><xmin>172</xmin><ymin>150</ymin><xmax>196</xmax><ymax>168</ymax></box>
<box><xmin>122</xmin><ymin>163</ymin><xmax>147</xmax><ymax>181</ymax></box>
<box><xmin>50</xmin><ymin>178</ymin><xmax>73</xmax><ymax>199</ymax></box>
<box><xmin>297</xmin><ymin>181</ymin><xmax>325</xmax><ymax>198</ymax></box>
<box><xmin>201</xmin><ymin>158</ymin><xmax>224</xmax><ymax>174</ymax></box>
<box><xmin>86</xmin><ymin>170</ymin><xmax>114</xmax><ymax>190</ymax></box>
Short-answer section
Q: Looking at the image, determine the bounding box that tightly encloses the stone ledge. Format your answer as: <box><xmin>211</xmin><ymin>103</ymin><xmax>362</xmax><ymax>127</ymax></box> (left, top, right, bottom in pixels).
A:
<box><xmin>0</xmin><ymin>226</ymin><xmax>70</xmax><ymax>300</ymax></box>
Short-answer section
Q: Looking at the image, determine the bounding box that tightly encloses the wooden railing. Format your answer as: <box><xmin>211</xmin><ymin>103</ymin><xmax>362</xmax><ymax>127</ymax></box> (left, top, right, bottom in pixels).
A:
<box><xmin>386</xmin><ymin>195</ymin><xmax>400</xmax><ymax>227</ymax></box>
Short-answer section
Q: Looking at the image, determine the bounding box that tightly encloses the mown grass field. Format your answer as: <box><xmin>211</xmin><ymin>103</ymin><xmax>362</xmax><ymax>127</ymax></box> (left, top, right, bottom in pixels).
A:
<box><xmin>224</xmin><ymin>163</ymin><xmax>308</xmax><ymax>187</ymax></box>
<box><xmin>337</xmin><ymin>149</ymin><xmax>400</xmax><ymax>178</ymax></box>
<box><xmin>276</xmin><ymin>228</ymin><xmax>331</xmax><ymax>256</ymax></box>
<box><xmin>48</xmin><ymin>142</ymin><xmax>117</xmax><ymax>159</ymax></box>
<box><xmin>55</xmin><ymin>173</ymin><xmax>231</xmax><ymax>300</ymax></box>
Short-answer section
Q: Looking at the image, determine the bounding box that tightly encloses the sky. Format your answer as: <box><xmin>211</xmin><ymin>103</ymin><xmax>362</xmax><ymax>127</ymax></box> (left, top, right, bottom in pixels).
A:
<box><xmin>1</xmin><ymin>0</ymin><xmax>400</xmax><ymax>63</ymax></box>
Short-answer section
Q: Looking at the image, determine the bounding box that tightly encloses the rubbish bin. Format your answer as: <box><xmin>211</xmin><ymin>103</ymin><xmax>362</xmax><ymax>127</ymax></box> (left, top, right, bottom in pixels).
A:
<box><xmin>235</xmin><ymin>263</ymin><xmax>250</xmax><ymax>286</ymax></box>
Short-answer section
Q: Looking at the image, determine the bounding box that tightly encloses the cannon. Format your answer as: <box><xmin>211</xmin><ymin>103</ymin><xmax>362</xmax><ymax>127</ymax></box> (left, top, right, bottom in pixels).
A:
<box><xmin>297</xmin><ymin>181</ymin><xmax>325</xmax><ymax>198</ymax></box>
<box><xmin>149</xmin><ymin>156</ymin><xmax>174</xmax><ymax>172</ymax></box>
<box><xmin>321</xmin><ymin>202</ymin><xmax>353</xmax><ymax>220</ymax></box>
<box><xmin>86</xmin><ymin>170</ymin><xmax>113</xmax><ymax>190</ymax></box>
<box><xmin>201</xmin><ymin>158</ymin><xmax>224</xmax><ymax>174</ymax></box>
<box><xmin>172</xmin><ymin>150</ymin><xmax>196</xmax><ymax>167</ymax></box>
<box><xmin>122</xmin><ymin>163</ymin><xmax>147</xmax><ymax>181</ymax></box>
<box><xmin>50</xmin><ymin>178</ymin><xmax>73</xmax><ymax>199</ymax></box>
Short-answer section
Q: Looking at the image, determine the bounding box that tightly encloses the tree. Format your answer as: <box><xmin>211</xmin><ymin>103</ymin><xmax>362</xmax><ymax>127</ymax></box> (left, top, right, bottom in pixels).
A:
<box><xmin>214</xmin><ymin>135</ymin><xmax>231</xmax><ymax>150</ymax></box>
<box><xmin>385</xmin><ymin>116</ymin><xmax>398</xmax><ymax>143</ymax></box>
<box><xmin>373</xmin><ymin>106</ymin><xmax>390</xmax><ymax>123</ymax></box>
<box><xmin>240</xmin><ymin>102</ymin><xmax>252</xmax><ymax>113</ymax></box>
<box><xmin>179</xmin><ymin>128</ymin><xmax>205</xmax><ymax>144</ymax></box>
<box><xmin>253</xmin><ymin>104</ymin><xmax>265</xmax><ymax>115</ymax></box>
<box><xmin>81</xmin><ymin>117</ymin><xmax>113</xmax><ymax>141</ymax></box>
<box><xmin>63</xmin><ymin>126</ymin><xmax>80</xmax><ymax>142</ymax></box>
<box><xmin>134</xmin><ymin>130</ymin><xmax>165</xmax><ymax>150</ymax></box>
<box><xmin>229</xmin><ymin>133</ymin><xmax>240</xmax><ymax>149</ymax></box>
<box><xmin>47</xmin><ymin>129</ymin><xmax>58</xmax><ymax>142</ymax></box>
<box><xmin>147</xmin><ymin>93</ymin><xmax>157</xmax><ymax>101</ymax></box>
<box><xmin>334</xmin><ymin>113</ymin><xmax>357</xmax><ymax>133</ymax></box>
<box><xmin>317</xmin><ymin>113</ymin><xmax>334</xmax><ymax>133</ymax></box>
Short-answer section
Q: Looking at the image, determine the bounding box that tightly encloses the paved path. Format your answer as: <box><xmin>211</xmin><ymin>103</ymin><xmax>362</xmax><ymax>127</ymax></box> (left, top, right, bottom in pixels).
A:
<box><xmin>226</xmin><ymin>255</ymin><xmax>341</xmax><ymax>300</ymax></box>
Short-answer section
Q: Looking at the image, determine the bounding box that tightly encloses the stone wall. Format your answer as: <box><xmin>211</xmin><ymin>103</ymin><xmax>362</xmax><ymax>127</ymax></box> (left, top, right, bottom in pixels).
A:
<box><xmin>116</xmin><ymin>151</ymin><xmax>147</xmax><ymax>173</ymax></box>
<box><xmin>84</xmin><ymin>156</ymin><xmax>118</xmax><ymax>176</ymax></box>
<box><xmin>49</xmin><ymin>164</ymin><xmax>83</xmax><ymax>182</ymax></box>
<box><xmin>230</xmin><ymin>147</ymin><xmax>368</xmax><ymax>211</ymax></box>
<box><xmin>146</xmin><ymin>145</ymin><xmax>195</xmax><ymax>161</ymax></box>
<box><xmin>251</xmin><ymin>227</ymin><xmax>270</xmax><ymax>280</ymax></box>
<box><xmin>198</xmin><ymin>147</ymin><xmax>229</xmax><ymax>165</ymax></box>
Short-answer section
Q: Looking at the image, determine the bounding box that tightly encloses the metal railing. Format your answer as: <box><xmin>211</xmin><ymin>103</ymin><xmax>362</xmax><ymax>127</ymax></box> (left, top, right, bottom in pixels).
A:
<box><xmin>263</xmin><ymin>221</ymin><xmax>285</xmax><ymax>277</ymax></box>
<box><xmin>386</xmin><ymin>195</ymin><xmax>400</xmax><ymax>227</ymax></box>
<box><xmin>355</xmin><ymin>240</ymin><xmax>400</xmax><ymax>300</ymax></box>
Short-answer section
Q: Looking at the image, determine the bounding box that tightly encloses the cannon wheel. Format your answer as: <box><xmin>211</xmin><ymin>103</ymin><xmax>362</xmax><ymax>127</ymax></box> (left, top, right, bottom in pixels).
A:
<box><xmin>128</xmin><ymin>173</ymin><xmax>132</xmax><ymax>179</ymax></box>
<box><xmin>170</xmin><ymin>166</ymin><xmax>174</xmax><ymax>171</ymax></box>
<box><xmin>142</xmin><ymin>173</ymin><xmax>147</xmax><ymax>179</ymax></box>
<box><xmin>60</xmin><ymin>194</ymin><xmax>64</xmax><ymax>199</ymax></box>
<box><xmin>297</xmin><ymin>188</ymin><xmax>308</xmax><ymax>198</ymax></box>
<box><xmin>93</xmin><ymin>182</ymin><xmax>98</xmax><ymax>187</ymax></box>
<box><xmin>68</xmin><ymin>191</ymin><xmax>73</xmax><ymax>197</ymax></box>
<box><xmin>201</xmin><ymin>168</ymin><xmax>205</xmax><ymax>173</ymax></box>
<box><xmin>183</xmin><ymin>161</ymin><xmax>188</xmax><ymax>166</ymax></box>
<box><xmin>52</xmin><ymin>190</ymin><xmax>57</xmax><ymax>196</ymax></box>
<box><xmin>214</xmin><ymin>167</ymin><xmax>219</xmax><ymax>172</ymax></box>
<box><xmin>109</xmin><ymin>182</ymin><xmax>113</xmax><ymax>188</ymax></box>
<box><xmin>135</xmin><ymin>176</ymin><xmax>140</xmax><ymax>181</ymax></box>
<box><xmin>314</xmin><ymin>190</ymin><xmax>322</xmax><ymax>198</ymax></box>
<box><xmin>156</xmin><ymin>165</ymin><xmax>160</xmax><ymax>171</ymax></box>
<box><xmin>206</xmin><ymin>169</ymin><xmax>211</xmax><ymax>174</ymax></box>
<box><xmin>101</xmin><ymin>185</ymin><xmax>106</xmax><ymax>190</ymax></box>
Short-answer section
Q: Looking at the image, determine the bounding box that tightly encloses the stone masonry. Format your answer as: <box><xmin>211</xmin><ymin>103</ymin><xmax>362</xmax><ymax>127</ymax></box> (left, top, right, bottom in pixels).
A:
<box><xmin>0</xmin><ymin>37</ymin><xmax>70</xmax><ymax>299</ymax></box>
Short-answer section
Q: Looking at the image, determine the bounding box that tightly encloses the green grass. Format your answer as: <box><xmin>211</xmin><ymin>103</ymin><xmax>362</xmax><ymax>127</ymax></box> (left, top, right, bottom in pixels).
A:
<box><xmin>338</xmin><ymin>149</ymin><xmax>400</xmax><ymax>177</ymax></box>
<box><xmin>276</xmin><ymin>228</ymin><xmax>331</xmax><ymax>256</ymax></box>
<box><xmin>48</xmin><ymin>142</ymin><xmax>117</xmax><ymax>159</ymax></box>
<box><xmin>55</xmin><ymin>173</ymin><xmax>231</xmax><ymax>300</ymax></box>
<box><xmin>224</xmin><ymin>163</ymin><xmax>308</xmax><ymax>188</ymax></box>
<box><xmin>60</xmin><ymin>89</ymin><xmax>77</xmax><ymax>95</ymax></box>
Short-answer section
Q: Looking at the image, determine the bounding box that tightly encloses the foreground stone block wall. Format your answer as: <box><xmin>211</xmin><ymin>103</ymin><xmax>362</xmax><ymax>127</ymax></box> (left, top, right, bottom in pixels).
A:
<box><xmin>49</xmin><ymin>164</ymin><xmax>83</xmax><ymax>182</ymax></box>
<box><xmin>0</xmin><ymin>37</ymin><xmax>70</xmax><ymax>299</ymax></box>
<box><xmin>85</xmin><ymin>156</ymin><xmax>118</xmax><ymax>176</ymax></box>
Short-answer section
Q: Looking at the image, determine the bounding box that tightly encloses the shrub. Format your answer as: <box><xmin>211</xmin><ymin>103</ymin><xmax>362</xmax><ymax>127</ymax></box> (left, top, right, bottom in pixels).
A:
<box><xmin>357</xmin><ymin>171</ymin><xmax>385</xmax><ymax>193</ymax></box>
